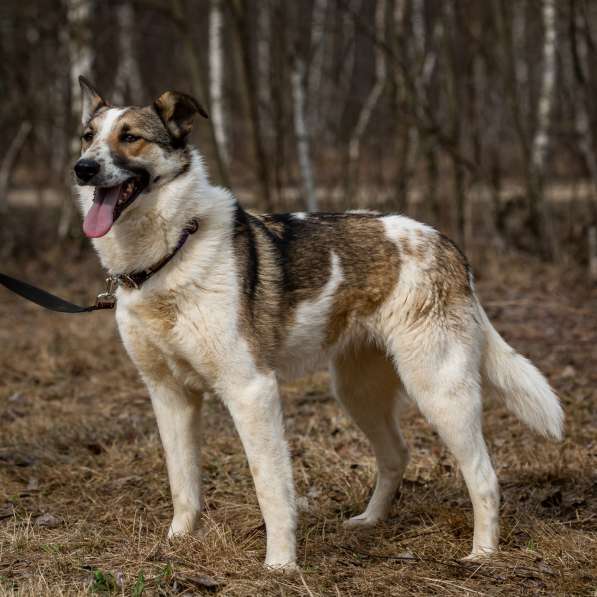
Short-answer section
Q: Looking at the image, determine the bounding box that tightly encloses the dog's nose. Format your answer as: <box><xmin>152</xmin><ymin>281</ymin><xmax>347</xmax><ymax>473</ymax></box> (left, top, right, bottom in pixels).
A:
<box><xmin>74</xmin><ymin>159</ymin><xmax>100</xmax><ymax>183</ymax></box>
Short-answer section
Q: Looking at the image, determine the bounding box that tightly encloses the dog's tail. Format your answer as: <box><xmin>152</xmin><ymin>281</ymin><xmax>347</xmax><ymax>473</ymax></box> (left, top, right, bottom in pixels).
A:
<box><xmin>478</xmin><ymin>304</ymin><xmax>564</xmax><ymax>440</ymax></box>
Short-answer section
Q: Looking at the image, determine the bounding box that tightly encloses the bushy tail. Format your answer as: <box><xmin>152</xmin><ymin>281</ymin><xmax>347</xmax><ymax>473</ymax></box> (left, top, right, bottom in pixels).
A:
<box><xmin>478</xmin><ymin>305</ymin><xmax>564</xmax><ymax>440</ymax></box>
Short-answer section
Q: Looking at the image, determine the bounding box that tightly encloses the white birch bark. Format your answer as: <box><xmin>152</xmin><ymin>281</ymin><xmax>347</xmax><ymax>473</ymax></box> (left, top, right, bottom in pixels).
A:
<box><xmin>291</xmin><ymin>58</ymin><xmax>317</xmax><ymax>211</ymax></box>
<box><xmin>209</xmin><ymin>0</ymin><xmax>229</xmax><ymax>165</ymax></box>
<box><xmin>530</xmin><ymin>0</ymin><xmax>557</xmax><ymax>177</ymax></box>
<box><xmin>348</xmin><ymin>0</ymin><xmax>386</xmax><ymax>164</ymax></box>
<box><xmin>113</xmin><ymin>2</ymin><xmax>143</xmax><ymax>105</ymax></box>
<box><xmin>67</xmin><ymin>0</ymin><xmax>93</xmax><ymax>156</ymax></box>
<box><xmin>61</xmin><ymin>0</ymin><xmax>94</xmax><ymax>238</ymax></box>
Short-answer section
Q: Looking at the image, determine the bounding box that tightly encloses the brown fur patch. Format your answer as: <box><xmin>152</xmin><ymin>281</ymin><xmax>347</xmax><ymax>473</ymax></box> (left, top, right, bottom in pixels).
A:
<box><xmin>133</xmin><ymin>292</ymin><xmax>179</xmax><ymax>336</ymax></box>
<box><xmin>232</xmin><ymin>210</ymin><xmax>403</xmax><ymax>368</ymax></box>
<box><xmin>321</xmin><ymin>218</ymin><xmax>402</xmax><ymax>346</ymax></box>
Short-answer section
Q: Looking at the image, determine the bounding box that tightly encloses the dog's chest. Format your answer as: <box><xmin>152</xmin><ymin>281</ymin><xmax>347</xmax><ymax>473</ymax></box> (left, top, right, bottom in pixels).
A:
<box><xmin>116</xmin><ymin>288</ymin><xmax>229</xmax><ymax>390</ymax></box>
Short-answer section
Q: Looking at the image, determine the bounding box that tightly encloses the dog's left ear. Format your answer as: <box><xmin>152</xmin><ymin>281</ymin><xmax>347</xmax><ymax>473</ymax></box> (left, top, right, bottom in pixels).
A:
<box><xmin>153</xmin><ymin>91</ymin><xmax>208</xmax><ymax>145</ymax></box>
<box><xmin>79</xmin><ymin>76</ymin><xmax>107</xmax><ymax>125</ymax></box>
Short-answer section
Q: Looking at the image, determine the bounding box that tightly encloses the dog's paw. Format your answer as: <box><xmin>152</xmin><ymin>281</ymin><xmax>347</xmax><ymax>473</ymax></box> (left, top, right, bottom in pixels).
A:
<box><xmin>167</xmin><ymin>515</ymin><xmax>200</xmax><ymax>540</ymax></box>
<box><xmin>460</xmin><ymin>548</ymin><xmax>496</xmax><ymax>563</ymax></box>
<box><xmin>343</xmin><ymin>513</ymin><xmax>380</xmax><ymax>530</ymax></box>
<box><xmin>264</xmin><ymin>560</ymin><xmax>299</xmax><ymax>575</ymax></box>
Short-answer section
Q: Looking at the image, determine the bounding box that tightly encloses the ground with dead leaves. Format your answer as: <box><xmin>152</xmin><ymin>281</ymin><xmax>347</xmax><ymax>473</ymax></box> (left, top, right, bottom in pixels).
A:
<box><xmin>0</xmin><ymin>236</ymin><xmax>595</xmax><ymax>596</ymax></box>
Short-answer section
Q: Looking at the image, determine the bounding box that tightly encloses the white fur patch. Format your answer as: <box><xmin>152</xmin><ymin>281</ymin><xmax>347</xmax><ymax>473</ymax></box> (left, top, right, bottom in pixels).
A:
<box><xmin>347</xmin><ymin>209</ymin><xmax>380</xmax><ymax>215</ymax></box>
<box><xmin>97</xmin><ymin>108</ymin><xmax>126</xmax><ymax>140</ymax></box>
<box><xmin>280</xmin><ymin>251</ymin><xmax>343</xmax><ymax>376</ymax></box>
<box><xmin>380</xmin><ymin>215</ymin><xmax>436</xmax><ymax>291</ymax></box>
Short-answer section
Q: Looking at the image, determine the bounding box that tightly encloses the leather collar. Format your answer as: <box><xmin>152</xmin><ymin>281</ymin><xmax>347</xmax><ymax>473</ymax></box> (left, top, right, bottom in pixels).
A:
<box><xmin>114</xmin><ymin>218</ymin><xmax>200</xmax><ymax>289</ymax></box>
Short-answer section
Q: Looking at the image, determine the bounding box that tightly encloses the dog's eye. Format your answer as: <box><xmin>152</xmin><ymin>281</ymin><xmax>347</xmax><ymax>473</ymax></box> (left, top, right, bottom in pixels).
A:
<box><xmin>82</xmin><ymin>132</ymin><xmax>94</xmax><ymax>142</ymax></box>
<box><xmin>121</xmin><ymin>133</ymin><xmax>140</xmax><ymax>143</ymax></box>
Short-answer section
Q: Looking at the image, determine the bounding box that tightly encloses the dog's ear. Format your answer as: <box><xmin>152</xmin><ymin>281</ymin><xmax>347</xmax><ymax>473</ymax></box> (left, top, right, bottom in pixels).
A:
<box><xmin>79</xmin><ymin>76</ymin><xmax>107</xmax><ymax>126</ymax></box>
<box><xmin>153</xmin><ymin>91</ymin><xmax>208</xmax><ymax>146</ymax></box>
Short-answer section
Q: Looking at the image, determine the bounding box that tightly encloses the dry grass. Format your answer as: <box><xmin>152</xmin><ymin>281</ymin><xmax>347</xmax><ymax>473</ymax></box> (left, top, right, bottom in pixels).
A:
<box><xmin>0</xmin><ymin>241</ymin><xmax>595</xmax><ymax>595</ymax></box>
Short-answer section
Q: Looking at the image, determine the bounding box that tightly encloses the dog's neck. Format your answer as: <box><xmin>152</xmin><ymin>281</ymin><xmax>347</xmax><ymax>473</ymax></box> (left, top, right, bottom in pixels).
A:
<box><xmin>89</xmin><ymin>149</ymin><xmax>235</xmax><ymax>277</ymax></box>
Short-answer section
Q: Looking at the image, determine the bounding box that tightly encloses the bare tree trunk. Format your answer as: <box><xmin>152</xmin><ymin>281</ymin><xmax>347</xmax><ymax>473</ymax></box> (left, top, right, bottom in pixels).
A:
<box><xmin>444</xmin><ymin>1</ymin><xmax>467</xmax><ymax>247</ymax></box>
<box><xmin>347</xmin><ymin>0</ymin><xmax>387</xmax><ymax>197</ymax></box>
<box><xmin>529</xmin><ymin>0</ymin><xmax>558</xmax><ymax>257</ymax></box>
<box><xmin>393</xmin><ymin>0</ymin><xmax>411</xmax><ymax>212</ymax></box>
<box><xmin>307</xmin><ymin>0</ymin><xmax>329</xmax><ymax>133</ymax></box>
<box><xmin>291</xmin><ymin>57</ymin><xmax>317</xmax><ymax>212</ymax></box>
<box><xmin>495</xmin><ymin>1</ymin><xmax>530</xmax><ymax>169</ymax></box>
<box><xmin>257</xmin><ymin>0</ymin><xmax>273</xmax><ymax>139</ymax></box>
<box><xmin>209</xmin><ymin>0</ymin><xmax>229</xmax><ymax>166</ymax></box>
<box><xmin>589</xmin><ymin>227</ymin><xmax>597</xmax><ymax>282</ymax></box>
<box><xmin>60</xmin><ymin>0</ymin><xmax>94</xmax><ymax>239</ymax></box>
<box><xmin>170</xmin><ymin>0</ymin><xmax>230</xmax><ymax>189</ymax></box>
<box><xmin>230</xmin><ymin>0</ymin><xmax>273</xmax><ymax>210</ymax></box>
<box><xmin>330</xmin><ymin>0</ymin><xmax>361</xmax><ymax>142</ymax></box>
<box><xmin>570</xmin><ymin>1</ymin><xmax>597</xmax><ymax>228</ymax></box>
<box><xmin>0</xmin><ymin>121</ymin><xmax>31</xmax><ymax>213</ymax></box>
<box><xmin>113</xmin><ymin>2</ymin><xmax>143</xmax><ymax>104</ymax></box>
<box><xmin>270</xmin><ymin>0</ymin><xmax>289</xmax><ymax>206</ymax></box>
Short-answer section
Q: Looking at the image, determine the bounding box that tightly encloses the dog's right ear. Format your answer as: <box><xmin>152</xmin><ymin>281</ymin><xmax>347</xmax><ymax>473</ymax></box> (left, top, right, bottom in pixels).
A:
<box><xmin>79</xmin><ymin>76</ymin><xmax>107</xmax><ymax>126</ymax></box>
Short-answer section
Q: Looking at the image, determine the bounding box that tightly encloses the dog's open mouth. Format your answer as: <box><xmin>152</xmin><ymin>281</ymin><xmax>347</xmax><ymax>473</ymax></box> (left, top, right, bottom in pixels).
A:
<box><xmin>83</xmin><ymin>173</ymin><xmax>149</xmax><ymax>238</ymax></box>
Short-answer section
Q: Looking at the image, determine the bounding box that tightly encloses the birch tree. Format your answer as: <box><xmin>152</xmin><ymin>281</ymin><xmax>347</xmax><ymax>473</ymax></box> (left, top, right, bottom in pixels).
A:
<box><xmin>529</xmin><ymin>0</ymin><xmax>557</xmax><ymax>255</ymax></box>
<box><xmin>170</xmin><ymin>0</ymin><xmax>230</xmax><ymax>189</ymax></box>
<box><xmin>292</xmin><ymin>57</ymin><xmax>317</xmax><ymax>211</ymax></box>
<box><xmin>209</xmin><ymin>0</ymin><xmax>229</xmax><ymax>166</ymax></box>
<box><xmin>59</xmin><ymin>0</ymin><xmax>94</xmax><ymax>238</ymax></box>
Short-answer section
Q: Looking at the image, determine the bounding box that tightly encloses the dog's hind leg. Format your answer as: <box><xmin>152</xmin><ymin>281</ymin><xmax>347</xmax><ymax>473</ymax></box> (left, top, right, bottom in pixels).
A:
<box><xmin>149</xmin><ymin>382</ymin><xmax>204</xmax><ymax>539</ymax></box>
<box><xmin>390</xmin><ymin>326</ymin><xmax>500</xmax><ymax>559</ymax></box>
<box><xmin>331</xmin><ymin>343</ymin><xmax>409</xmax><ymax>529</ymax></box>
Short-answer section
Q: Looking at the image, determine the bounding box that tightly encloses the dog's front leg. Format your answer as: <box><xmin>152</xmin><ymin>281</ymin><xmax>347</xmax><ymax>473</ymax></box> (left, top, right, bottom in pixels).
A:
<box><xmin>221</xmin><ymin>373</ymin><xmax>297</xmax><ymax>570</ymax></box>
<box><xmin>148</xmin><ymin>381</ymin><xmax>204</xmax><ymax>539</ymax></box>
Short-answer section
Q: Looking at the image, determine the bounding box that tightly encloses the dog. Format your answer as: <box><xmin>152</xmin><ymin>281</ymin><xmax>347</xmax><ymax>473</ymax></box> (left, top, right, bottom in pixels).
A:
<box><xmin>73</xmin><ymin>77</ymin><xmax>564</xmax><ymax>570</ymax></box>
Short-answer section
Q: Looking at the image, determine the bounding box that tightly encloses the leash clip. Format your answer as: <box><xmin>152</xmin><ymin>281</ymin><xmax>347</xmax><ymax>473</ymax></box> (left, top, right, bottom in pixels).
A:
<box><xmin>94</xmin><ymin>276</ymin><xmax>118</xmax><ymax>310</ymax></box>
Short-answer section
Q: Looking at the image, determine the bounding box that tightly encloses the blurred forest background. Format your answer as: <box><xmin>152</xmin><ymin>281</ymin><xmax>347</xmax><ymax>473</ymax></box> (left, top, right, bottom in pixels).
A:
<box><xmin>1</xmin><ymin>0</ymin><xmax>597</xmax><ymax>270</ymax></box>
<box><xmin>1</xmin><ymin>3</ymin><xmax>597</xmax><ymax>594</ymax></box>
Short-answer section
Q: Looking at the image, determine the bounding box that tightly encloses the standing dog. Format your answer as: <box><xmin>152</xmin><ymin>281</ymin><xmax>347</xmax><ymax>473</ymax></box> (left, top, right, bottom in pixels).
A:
<box><xmin>74</xmin><ymin>77</ymin><xmax>563</xmax><ymax>570</ymax></box>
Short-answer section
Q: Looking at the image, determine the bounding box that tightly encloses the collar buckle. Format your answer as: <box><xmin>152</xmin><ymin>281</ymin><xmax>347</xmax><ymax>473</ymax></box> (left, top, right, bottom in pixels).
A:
<box><xmin>116</xmin><ymin>273</ymin><xmax>140</xmax><ymax>290</ymax></box>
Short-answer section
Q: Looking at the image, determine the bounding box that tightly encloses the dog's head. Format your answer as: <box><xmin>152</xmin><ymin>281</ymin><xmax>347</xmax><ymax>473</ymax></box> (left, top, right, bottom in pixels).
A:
<box><xmin>74</xmin><ymin>77</ymin><xmax>208</xmax><ymax>238</ymax></box>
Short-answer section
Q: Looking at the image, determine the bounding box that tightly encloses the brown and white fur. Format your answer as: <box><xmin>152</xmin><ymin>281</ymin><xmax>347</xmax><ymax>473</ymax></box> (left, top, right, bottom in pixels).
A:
<box><xmin>74</xmin><ymin>78</ymin><xmax>564</xmax><ymax>570</ymax></box>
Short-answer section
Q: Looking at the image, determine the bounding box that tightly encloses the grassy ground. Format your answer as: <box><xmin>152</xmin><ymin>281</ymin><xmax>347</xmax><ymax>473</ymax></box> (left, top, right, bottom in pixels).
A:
<box><xmin>0</xmin><ymin>244</ymin><xmax>595</xmax><ymax>596</ymax></box>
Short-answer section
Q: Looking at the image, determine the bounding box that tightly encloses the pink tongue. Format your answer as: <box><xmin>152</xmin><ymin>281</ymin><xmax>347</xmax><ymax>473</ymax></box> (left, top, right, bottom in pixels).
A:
<box><xmin>83</xmin><ymin>186</ymin><xmax>122</xmax><ymax>238</ymax></box>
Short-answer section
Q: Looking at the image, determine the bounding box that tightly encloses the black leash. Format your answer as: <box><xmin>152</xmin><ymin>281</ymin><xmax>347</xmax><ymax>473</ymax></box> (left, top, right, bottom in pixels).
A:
<box><xmin>0</xmin><ymin>218</ymin><xmax>200</xmax><ymax>314</ymax></box>
<box><xmin>0</xmin><ymin>272</ymin><xmax>116</xmax><ymax>313</ymax></box>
